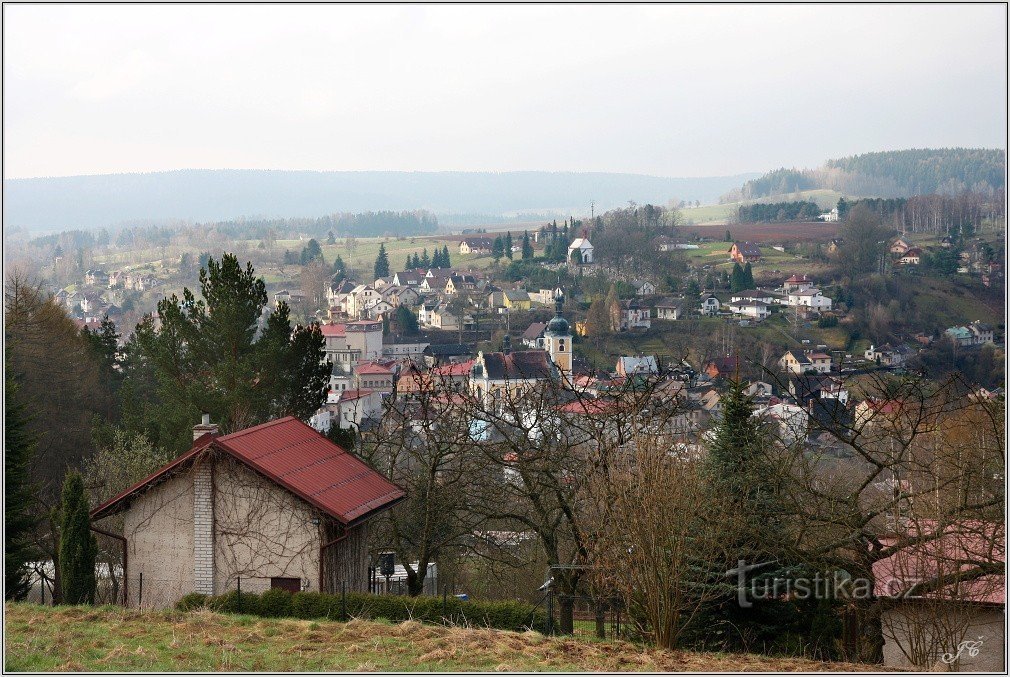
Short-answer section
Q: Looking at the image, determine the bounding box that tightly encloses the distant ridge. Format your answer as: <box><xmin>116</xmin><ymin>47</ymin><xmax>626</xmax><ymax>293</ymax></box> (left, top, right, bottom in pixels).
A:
<box><xmin>2</xmin><ymin>169</ymin><xmax>759</xmax><ymax>233</ymax></box>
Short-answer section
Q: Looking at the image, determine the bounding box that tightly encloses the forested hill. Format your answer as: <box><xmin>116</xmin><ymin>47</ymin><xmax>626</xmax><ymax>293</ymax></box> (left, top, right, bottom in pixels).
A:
<box><xmin>723</xmin><ymin>148</ymin><xmax>1005</xmax><ymax>201</ymax></box>
<box><xmin>3</xmin><ymin>169</ymin><xmax>757</xmax><ymax>233</ymax></box>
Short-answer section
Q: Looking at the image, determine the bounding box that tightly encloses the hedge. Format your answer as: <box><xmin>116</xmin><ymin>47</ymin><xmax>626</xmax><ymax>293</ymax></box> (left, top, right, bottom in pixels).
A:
<box><xmin>176</xmin><ymin>589</ymin><xmax>547</xmax><ymax>633</ymax></box>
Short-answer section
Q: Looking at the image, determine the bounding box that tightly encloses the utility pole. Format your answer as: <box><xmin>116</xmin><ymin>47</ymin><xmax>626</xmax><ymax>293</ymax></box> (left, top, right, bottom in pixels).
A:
<box><xmin>590</xmin><ymin>200</ymin><xmax>595</xmax><ymax>220</ymax></box>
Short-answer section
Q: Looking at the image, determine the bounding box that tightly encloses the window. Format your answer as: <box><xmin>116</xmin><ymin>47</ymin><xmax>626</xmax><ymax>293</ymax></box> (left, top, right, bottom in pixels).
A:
<box><xmin>558</xmin><ymin>339</ymin><xmax>565</xmax><ymax>352</ymax></box>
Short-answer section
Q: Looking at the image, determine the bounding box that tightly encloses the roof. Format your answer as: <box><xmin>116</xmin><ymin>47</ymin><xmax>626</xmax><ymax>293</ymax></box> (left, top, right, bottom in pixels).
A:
<box><xmin>785</xmin><ymin>274</ymin><xmax>810</xmax><ymax>283</ymax></box>
<box><xmin>872</xmin><ymin>521</ymin><xmax>1005</xmax><ymax>605</ymax></box>
<box><xmin>655</xmin><ymin>297</ymin><xmax>684</xmax><ymax>309</ymax></box>
<box><xmin>433</xmin><ymin>358</ymin><xmax>475</xmax><ymax>377</ymax></box>
<box><xmin>355</xmin><ymin>362</ymin><xmax>394</xmax><ymax>375</ymax></box>
<box><xmin>731</xmin><ymin>241</ymin><xmax>762</xmax><ymax>256</ymax></box>
<box><xmin>479</xmin><ymin>350</ymin><xmax>556</xmax><ymax>380</ymax></box>
<box><xmin>902</xmin><ymin>247</ymin><xmax>923</xmax><ymax>257</ymax></box>
<box><xmin>705</xmin><ymin>355</ymin><xmax>739</xmax><ymax>374</ymax></box>
<box><xmin>784</xmin><ymin>350</ymin><xmax>811</xmax><ymax>364</ymax></box>
<box><xmin>618</xmin><ymin>355</ymin><xmax>658</xmax><ymax>375</ymax></box>
<box><xmin>320</xmin><ymin>323</ymin><xmax>346</xmax><ymax>337</ymax></box>
<box><xmin>338</xmin><ymin>389</ymin><xmax>378</xmax><ymax>403</ymax></box>
<box><xmin>569</xmin><ymin>237</ymin><xmax>592</xmax><ymax>249</ymax></box>
<box><xmin>423</xmin><ymin>343</ymin><xmax>472</xmax><ymax>357</ymax></box>
<box><xmin>504</xmin><ymin>290</ymin><xmax>531</xmax><ymax>302</ymax></box>
<box><xmin>521</xmin><ymin>322</ymin><xmax>547</xmax><ymax>341</ymax></box>
<box><xmin>91</xmin><ymin>417</ymin><xmax>404</xmax><ymax>526</ymax></box>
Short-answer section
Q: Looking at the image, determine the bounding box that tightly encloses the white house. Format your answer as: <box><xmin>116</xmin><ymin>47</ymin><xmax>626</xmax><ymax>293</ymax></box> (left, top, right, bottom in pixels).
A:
<box><xmin>630</xmin><ymin>280</ymin><xmax>656</xmax><ymax>296</ymax></box>
<box><xmin>700</xmin><ymin>295</ymin><xmax>721</xmax><ymax>316</ymax></box>
<box><xmin>655</xmin><ymin>297</ymin><xmax>684</xmax><ymax>321</ymax></box>
<box><xmin>726</xmin><ymin>300</ymin><xmax>770</xmax><ymax>321</ymax></box>
<box><xmin>786</xmin><ymin>289</ymin><xmax>833</xmax><ymax>311</ymax></box>
<box><xmin>779</xmin><ymin>350</ymin><xmax>832</xmax><ymax>375</ymax></box>
<box><xmin>620</xmin><ymin>299</ymin><xmax>651</xmax><ymax>330</ymax></box>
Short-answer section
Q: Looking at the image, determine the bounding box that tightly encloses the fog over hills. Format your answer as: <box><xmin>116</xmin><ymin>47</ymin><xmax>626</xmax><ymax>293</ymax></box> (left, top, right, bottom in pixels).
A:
<box><xmin>2</xmin><ymin>170</ymin><xmax>759</xmax><ymax>233</ymax></box>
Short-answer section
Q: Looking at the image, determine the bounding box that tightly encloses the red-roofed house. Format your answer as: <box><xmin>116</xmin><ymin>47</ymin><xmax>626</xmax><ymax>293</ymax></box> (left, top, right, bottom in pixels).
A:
<box><xmin>90</xmin><ymin>416</ymin><xmax>404</xmax><ymax>607</ymax></box>
<box><xmin>353</xmin><ymin>362</ymin><xmax>395</xmax><ymax>393</ymax></box>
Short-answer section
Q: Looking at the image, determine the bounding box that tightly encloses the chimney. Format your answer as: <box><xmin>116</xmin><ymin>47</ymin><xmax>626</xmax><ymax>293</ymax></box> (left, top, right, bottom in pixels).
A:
<box><xmin>193</xmin><ymin>413</ymin><xmax>219</xmax><ymax>441</ymax></box>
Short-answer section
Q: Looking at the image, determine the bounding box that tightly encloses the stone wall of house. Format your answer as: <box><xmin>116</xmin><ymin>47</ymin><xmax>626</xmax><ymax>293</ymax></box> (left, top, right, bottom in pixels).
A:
<box><xmin>882</xmin><ymin>605</ymin><xmax>1005</xmax><ymax>671</ymax></box>
<box><xmin>212</xmin><ymin>457</ymin><xmax>323</xmax><ymax>595</ymax></box>
<box><xmin>118</xmin><ymin>470</ymin><xmax>195</xmax><ymax>608</ymax></box>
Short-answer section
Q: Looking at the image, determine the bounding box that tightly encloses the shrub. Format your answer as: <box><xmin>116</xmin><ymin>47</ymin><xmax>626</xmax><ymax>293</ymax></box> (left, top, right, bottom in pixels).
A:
<box><xmin>176</xmin><ymin>593</ymin><xmax>207</xmax><ymax>611</ymax></box>
<box><xmin>258</xmin><ymin>588</ymin><xmax>294</xmax><ymax>617</ymax></box>
<box><xmin>176</xmin><ymin>589</ymin><xmax>546</xmax><ymax>632</ymax></box>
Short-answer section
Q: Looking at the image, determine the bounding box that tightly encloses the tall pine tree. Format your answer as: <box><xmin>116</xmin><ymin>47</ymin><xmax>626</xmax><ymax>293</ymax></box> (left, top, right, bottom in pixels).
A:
<box><xmin>522</xmin><ymin>231</ymin><xmax>534</xmax><ymax>259</ymax></box>
<box><xmin>730</xmin><ymin>262</ymin><xmax>746</xmax><ymax>292</ymax></box>
<box><xmin>742</xmin><ymin>262</ymin><xmax>755</xmax><ymax>289</ymax></box>
<box><xmin>441</xmin><ymin>245</ymin><xmax>451</xmax><ymax>268</ymax></box>
<box><xmin>5</xmin><ymin>375</ymin><xmax>38</xmax><ymax>601</ymax></box>
<box><xmin>59</xmin><ymin>471</ymin><xmax>97</xmax><ymax>604</ymax></box>
<box><xmin>504</xmin><ymin>232</ymin><xmax>513</xmax><ymax>259</ymax></box>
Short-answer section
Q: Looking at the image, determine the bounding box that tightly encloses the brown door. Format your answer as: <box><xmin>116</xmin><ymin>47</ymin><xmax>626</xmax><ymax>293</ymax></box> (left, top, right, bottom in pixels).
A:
<box><xmin>270</xmin><ymin>577</ymin><xmax>300</xmax><ymax>592</ymax></box>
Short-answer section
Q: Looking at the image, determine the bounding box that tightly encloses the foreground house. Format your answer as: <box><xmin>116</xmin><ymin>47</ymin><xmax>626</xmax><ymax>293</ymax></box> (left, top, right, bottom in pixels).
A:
<box><xmin>90</xmin><ymin>416</ymin><xmax>405</xmax><ymax>608</ymax></box>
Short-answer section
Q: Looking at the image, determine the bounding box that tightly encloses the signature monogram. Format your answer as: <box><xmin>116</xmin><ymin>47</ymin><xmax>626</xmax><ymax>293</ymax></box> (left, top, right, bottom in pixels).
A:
<box><xmin>940</xmin><ymin>637</ymin><xmax>984</xmax><ymax>664</ymax></box>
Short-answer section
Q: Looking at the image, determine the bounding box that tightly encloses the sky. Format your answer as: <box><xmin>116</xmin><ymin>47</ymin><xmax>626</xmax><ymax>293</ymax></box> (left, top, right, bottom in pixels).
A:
<box><xmin>3</xmin><ymin>4</ymin><xmax>1007</xmax><ymax>179</ymax></box>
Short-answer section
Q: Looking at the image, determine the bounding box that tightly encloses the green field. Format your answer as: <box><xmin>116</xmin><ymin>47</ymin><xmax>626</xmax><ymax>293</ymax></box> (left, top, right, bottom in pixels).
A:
<box><xmin>3</xmin><ymin>604</ymin><xmax>879</xmax><ymax>672</ymax></box>
<box><xmin>682</xmin><ymin>190</ymin><xmax>848</xmax><ymax>225</ymax></box>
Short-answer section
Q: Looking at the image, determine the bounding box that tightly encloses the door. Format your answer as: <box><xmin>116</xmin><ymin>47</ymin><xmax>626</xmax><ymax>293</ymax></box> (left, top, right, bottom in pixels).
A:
<box><xmin>270</xmin><ymin>577</ymin><xmax>301</xmax><ymax>592</ymax></box>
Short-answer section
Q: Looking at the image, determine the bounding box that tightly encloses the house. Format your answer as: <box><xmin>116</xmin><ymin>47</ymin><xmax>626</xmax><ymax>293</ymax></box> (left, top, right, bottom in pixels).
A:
<box><xmin>427</xmin><ymin>304</ymin><xmax>460</xmax><ymax>331</ymax></box>
<box><xmin>345</xmin><ymin>285</ymin><xmax>381</xmax><ymax>319</ymax></box>
<box><xmin>786</xmin><ymin>288</ymin><xmax>833</xmax><ymax>311</ymax></box>
<box><xmin>89</xmin><ymin>416</ymin><xmax>404</xmax><ymax>607</ymax></box>
<box><xmin>968</xmin><ymin>321</ymin><xmax>995</xmax><ymax>345</ymax></box>
<box><xmin>782</xmin><ymin>274</ymin><xmax>813</xmax><ymax>293</ymax></box>
<box><xmin>419</xmin><ymin>275</ymin><xmax>448</xmax><ymax>294</ymax></box>
<box><xmin>889</xmin><ymin>238</ymin><xmax>911</xmax><ymax>255</ymax></box>
<box><xmin>373</xmin><ymin>277</ymin><xmax>392</xmax><ymax>290</ymax></box>
<box><xmin>703</xmin><ymin>355</ymin><xmax>740</xmax><ymax>379</ymax></box>
<box><xmin>753</xmin><ymin>402</ymin><xmax>808</xmax><ymax>446</ymax></box>
<box><xmin>898</xmin><ymin>248</ymin><xmax>922</xmax><ymax>265</ymax></box>
<box><xmin>80</xmin><ymin>293</ymin><xmax>103</xmax><ymax>314</ymax></box>
<box><xmin>630</xmin><ymin>280</ymin><xmax>656</xmax><ymax>296</ymax></box>
<box><xmin>84</xmin><ymin>269</ymin><xmax>109</xmax><ymax>286</ymax></box>
<box><xmin>945</xmin><ymin>326</ymin><xmax>974</xmax><ymax>347</ymax></box>
<box><xmin>817</xmin><ymin>207</ymin><xmax>839</xmax><ymax>223</ymax></box>
<box><xmin>327</xmin><ymin>389</ymin><xmax>386</xmax><ymax>431</ymax></box>
<box><xmin>864</xmin><ymin>343</ymin><xmax>912</xmax><ymax>366</ymax></box>
<box><xmin>728</xmin><ymin>242</ymin><xmax>762</xmax><ymax>263</ymax></box>
<box><xmin>503</xmin><ymin>290</ymin><xmax>532</xmax><ymax>312</ymax></box>
<box><xmin>726</xmin><ymin>299</ymin><xmax>770</xmax><ymax>321</ymax></box>
<box><xmin>353</xmin><ymin>362</ymin><xmax>396</xmax><ymax>393</ymax></box>
<box><xmin>274</xmin><ymin>289</ymin><xmax>308</xmax><ymax>307</ymax></box>
<box><xmin>422</xmin><ymin>343</ymin><xmax>473</xmax><ymax>367</ymax></box>
<box><xmin>530</xmin><ymin>288</ymin><xmax>559</xmax><ymax>306</ymax></box>
<box><xmin>731</xmin><ymin>290</ymin><xmax>776</xmax><ymax>305</ymax></box>
<box><xmin>700</xmin><ymin>295</ymin><xmax>721</xmax><ymax>316</ymax></box>
<box><xmin>619</xmin><ymin>299</ymin><xmax>651</xmax><ymax>330</ymax></box>
<box><xmin>652</xmin><ymin>235</ymin><xmax>678</xmax><ymax>252</ymax></box>
<box><xmin>108</xmin><ymin>271</ymin><xmax>126</xmax><ymax>288</ymax></box>
<box><xmin>655</xmin><ymin>297</ymin><xmax>684</xmax><ymax>321</ymax></box>
<box><xmin>567</xmin><ymin>234</ymin><xmax>594</xmax><ymax>265</ymax></box>
<box><xmin>380</xmin><ymin>285</ymin><xmax>420</xmax><ymax>309</ymax></box>
<box><xmin>779</xmin><ymin>350</ymin><xmax>832</xmax><ymax>375</ymax></box>
<box><xmin>789</xmin><ymin>374</ymin><xmax>849</xmax><ymax>405</ymax></box>
<box><xmin>392</xmin><ymin>271</ymin><xmax>424</xmax><ymax>287</ymax></box>
<box><xmin>521</xmin><ymin>322</ymin><xmax>547</xmax><ymax>349</ymax></box>
<box><xmin>616</xmin><ymin>355</ymin><xmax>659</xmax><ymax>378</ymax></box>
<box><xmin>321</xmin><ymin>320</ymin><xmax>384</xmax><ymax>372</ymax></box>
<box><xmin>874</xmin><ymin>521</ymin><xmax>1005</xmax><ymax>671</ymax></box>
<box><xmin>459</xmin><ymin>237</ymin><xmax>494</xmax><ymax>255</ymax></box>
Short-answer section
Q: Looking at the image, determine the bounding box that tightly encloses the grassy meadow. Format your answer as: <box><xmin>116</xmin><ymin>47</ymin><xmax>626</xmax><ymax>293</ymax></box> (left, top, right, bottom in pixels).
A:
<box><xmin>3</xmin><ymin>604</ymin><xmax>881</xmax><ymax>673</ymax></box>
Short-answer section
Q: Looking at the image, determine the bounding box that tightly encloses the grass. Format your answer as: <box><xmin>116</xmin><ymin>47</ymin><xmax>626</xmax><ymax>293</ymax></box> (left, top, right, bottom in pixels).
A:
<box><xmin>682</xmin><ymin>190</ymin><xmax>848</xmax><ymax>225</ymax></box>
<box><xmin>3</xmin><ymin>604</ymin><xmax>881</xmax><ymax>672</ymax></box>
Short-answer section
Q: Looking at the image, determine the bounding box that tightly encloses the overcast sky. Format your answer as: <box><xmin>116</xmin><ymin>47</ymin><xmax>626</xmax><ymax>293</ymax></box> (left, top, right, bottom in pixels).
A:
<box><xmin>3</xmin><ymin>4</ymin><xmax>1006</xmax><ymax>179</ymax></box>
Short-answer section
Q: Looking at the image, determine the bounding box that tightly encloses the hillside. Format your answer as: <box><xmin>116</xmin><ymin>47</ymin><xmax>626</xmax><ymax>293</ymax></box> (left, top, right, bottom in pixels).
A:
<box><xmin>722</xmin><ymin>148</ymin><xmax>1005</xmax><ymax>202</ymax></box>
<box><xmin>2</xmin><ymin>170</ymin><xmax>758</xmax><ymax>234</ymax></box>
<box><xmin>4</xmin><ymin>604</ymin><xmax>883</xmax><ymax>672</ymax></box>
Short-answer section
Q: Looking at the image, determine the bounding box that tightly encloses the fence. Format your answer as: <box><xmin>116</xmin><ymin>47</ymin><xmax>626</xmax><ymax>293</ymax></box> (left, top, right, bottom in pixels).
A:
<box><xmin>541</xmin><ymin>565</ymin><xmax>628</xmax><ymax>640</ymax></box>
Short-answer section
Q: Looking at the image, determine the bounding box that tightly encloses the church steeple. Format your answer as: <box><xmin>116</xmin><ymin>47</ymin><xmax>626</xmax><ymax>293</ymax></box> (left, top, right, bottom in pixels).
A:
<box><xmin>544</xmin><ymin>288</ymin><xmax>572</xmax><ymax>378</ymax></box>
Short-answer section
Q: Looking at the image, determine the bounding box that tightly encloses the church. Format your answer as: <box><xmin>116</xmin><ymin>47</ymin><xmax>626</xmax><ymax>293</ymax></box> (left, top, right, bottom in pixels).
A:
<box><xmin>470</xmin><ymin>290</ymin><xmax>573</xmax><ymax>407</ymax></box>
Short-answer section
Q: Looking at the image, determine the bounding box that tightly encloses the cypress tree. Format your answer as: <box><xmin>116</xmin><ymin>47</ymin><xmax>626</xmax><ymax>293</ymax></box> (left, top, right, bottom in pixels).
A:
<box><xmin>5</xmin><ymin>376</ymin><xmax>38</xmax><ymax>601</ymax></box>
<box><xmin>421</xmin><ymin>248</ymin><xmax>430</xmax><ymax>268</ymax></box>
<box><xmin>504</xmin><ymin>232</ymin><xmax>513</xmax><ymax>259</ymax></box>
<box><xmin>58</xmin><ymin>471</ymin><xmax>97</xmax><ymax>604</ymax></box>
<box><xmin>522</xmin><ymin>231</ymin><xmax>533</xmax><ymax>259</ymax></box>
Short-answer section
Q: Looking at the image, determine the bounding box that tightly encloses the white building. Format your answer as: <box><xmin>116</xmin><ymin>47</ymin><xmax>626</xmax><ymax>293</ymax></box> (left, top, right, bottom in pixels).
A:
<box><xmin>567</xmin><ymin>236</ymin><xmax>594</xmax><ymax>265</ymax></box>
<box><xmin>786</xmin><ymin>289</ymin><xmax>833</xmax><ymax>311</ymax></box>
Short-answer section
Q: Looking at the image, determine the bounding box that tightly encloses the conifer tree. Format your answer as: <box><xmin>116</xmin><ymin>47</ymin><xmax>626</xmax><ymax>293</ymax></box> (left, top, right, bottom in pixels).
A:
<box><xmin>421</xmin><ymin>249</ymin><xmax>430</xmax><ymax>268</ymax></box>
<box><xmin>5</xmin><ymin>376</ymin><xmax>37</xmax><ymax>601</ymax></box>
<box><xmin>730</xmin><ymin>262</ymin><xmax>746</xmax><ymax>292</ymax></box>
<box><xmin>492</xmin><ymin>236</ymin><xmax>504</xmax><ymax>262</ymax></box>
<box><xmin>522</xmin><ymin>231</ymin><xmax>534</xmax><ymax>259</ymax></box>
<box><xmin>743</xmin><ymin>262</ymin><xmax>755</xmax><ymax>289</ymax></box>
<box><xmin>374</xmin><ymin>243</ymin><xmax>390</xmax><ymax>279</ymax></box>
<box><xmin>504</xmin><ymin>232</ymin><xmax>513</xmax><ymax>259</ymax></box>
<box><xmin>442</xmin><ymin>245</ymin><xmax>451</xmax><ymax>268</ymax></box>
<box><xmin>58</xmin><ymin>471</ymin><xmax>97</xmax><ymax>604</ymax></box>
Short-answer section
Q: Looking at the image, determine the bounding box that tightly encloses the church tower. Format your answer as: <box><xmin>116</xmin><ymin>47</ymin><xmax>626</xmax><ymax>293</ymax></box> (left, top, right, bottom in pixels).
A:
<box><xmin>544</xmin><ymin>288</ymin><xmax>572</xmax><ymax>379</ymax></box>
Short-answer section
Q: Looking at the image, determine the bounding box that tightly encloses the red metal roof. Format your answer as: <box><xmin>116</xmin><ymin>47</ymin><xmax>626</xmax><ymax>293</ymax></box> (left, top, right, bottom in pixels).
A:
<box><xmin>91</xmin><ymin>417</ymin><xmax>404</xmax><ymax>526</ymax></box>
<box><xmin>321</xmin><ymin>323</ymin><xmax>346</xmax><ymax>337</ymax></box>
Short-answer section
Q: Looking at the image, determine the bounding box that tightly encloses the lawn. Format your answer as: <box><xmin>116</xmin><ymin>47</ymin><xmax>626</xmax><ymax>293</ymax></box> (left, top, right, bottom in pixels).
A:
<box><xmin>3</xmin><ymin>604</ymin><xmax>880</xmax><ymax>672</ymax></box>
<box><xmin>681</xmin><ymin>190</ymin><xmax>848</xmax><ymax>226</ymax></box>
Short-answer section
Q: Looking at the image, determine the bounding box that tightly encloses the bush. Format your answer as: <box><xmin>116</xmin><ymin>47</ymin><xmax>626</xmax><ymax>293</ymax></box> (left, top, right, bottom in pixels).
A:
<box><xmin>176</xmin><ymin>589</ymin><xmax>546</xmax><ymax>632</ymax></box>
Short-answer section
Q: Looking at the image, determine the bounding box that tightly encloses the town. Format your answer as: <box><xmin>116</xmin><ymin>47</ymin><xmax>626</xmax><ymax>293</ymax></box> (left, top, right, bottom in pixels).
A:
<box><xmin>4</xmin><ymin>4</ymin><xmax>1006</xmax><ymax>674</ymax></box>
